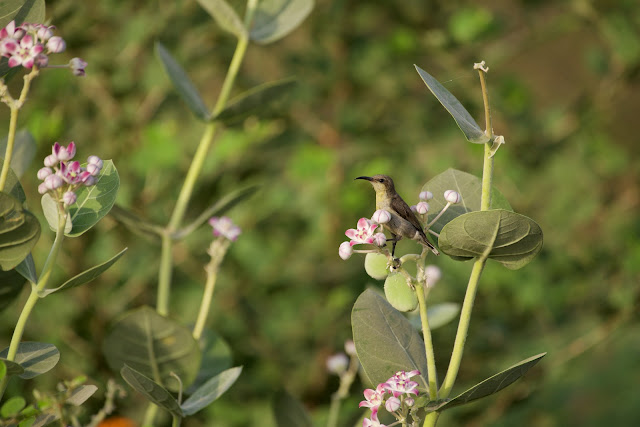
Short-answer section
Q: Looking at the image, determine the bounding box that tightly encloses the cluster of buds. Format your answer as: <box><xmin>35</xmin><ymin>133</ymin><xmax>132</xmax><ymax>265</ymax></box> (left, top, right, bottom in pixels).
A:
<box><xmin>0</xmin><ymin>20</ymin><xmax>86</xmax><ymax>75</ymax></box>
<box><xmin>339</xmin><ymin>189</ymin><xmax>461</xmax><ymax>260</ymax></box>
<box><xmin>37</xmin><ymin>142</ymin><xmax>103</xmax><ymax>207</ymax></box>
<box><xmin>359</xmin><ymin>370</ymin><xmax>421</xmax><ymax>427</ymax></box>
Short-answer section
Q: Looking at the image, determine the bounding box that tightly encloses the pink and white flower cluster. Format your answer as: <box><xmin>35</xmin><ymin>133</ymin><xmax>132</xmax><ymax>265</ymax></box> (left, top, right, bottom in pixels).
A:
<box><xmin>0</xmin><ymin>20</ymin><xmax>86</xmax><ymax>75</ymax></box>
<box><xmin>359</xmin><ymin>370</ymin><xmax>421</xmax><ymax>427</ymax></box>
<box><xmin>37</xmin><ymin>142</ymin><xmax>103</xmax><ymax>206</ymax></box>
<box><xmin>209</xmin><ymin>216</ymin><xmax>241</xmax><ymax>241</ymax></box>
<box><xmin>339</xmin><ymin>212</ymin><xmax>391</xmax><ymax>260</ymax></box>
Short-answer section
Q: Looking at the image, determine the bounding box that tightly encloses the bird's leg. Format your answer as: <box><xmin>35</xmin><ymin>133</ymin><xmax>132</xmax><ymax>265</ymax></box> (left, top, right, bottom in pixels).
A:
<box><xmin>387</xmin><ymin>233</ymin><xmax>400</xmax><ymax>259</ymax></box>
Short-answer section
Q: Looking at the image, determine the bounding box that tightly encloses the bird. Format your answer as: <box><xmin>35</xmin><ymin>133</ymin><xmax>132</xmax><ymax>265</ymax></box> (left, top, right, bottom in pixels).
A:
<box><xmin>356</xmin><ymin>174</ymin><xmax>439</xmax><ymax>257</ymax></box>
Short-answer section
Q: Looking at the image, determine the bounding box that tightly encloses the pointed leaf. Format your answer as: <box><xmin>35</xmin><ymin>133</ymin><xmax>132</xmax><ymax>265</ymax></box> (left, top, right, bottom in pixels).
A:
<box><xmin>272</xmin><ymin>389</ymin><xmax>313</xmax><ymax>427</ymax></box>
<box><xmin>250</xmin><ymin>0</ymin><xmax>314</xmax><ymax>44</ymax></box>
<box><xmin>0</xmin><ymin>342</ymin><xmax>59</xmax><ymax>379</ymax></box>
<box><xmin>176</xmin><ymin>185</ymin><xmax>258</xmax><ymax>239</ymax></box>
<box><xmin>181</xmin><ymin>366</ymin><xmax>242</xmax><ymax>415</ymax></box>
<box><xmin>0</xmin><ymin>130</ymin><xmax>36</xmax><ymax>178</ymax></box>
<box><xmin>196</xmin><ymin>0</ymin><xmax>247</xmax><ymax>39</ymax></box>
<box><xmin>0</xmin><ymin>358</ymin><xmax>24</xmax><ymax>376</ymax></box>
<box><xmin>415</xmin><ymin>65</ymin><xmax>489</xmax><ymax>144</ymax></box>
<box><xmin>31</xmin><ymin>413</ymin><xmax>57</xmax><ymax>427</ymax></box>
<box><xmin>187</xmin><ymin>330</ymin><xmax>233</xmax><ymax>394</ymax></box>
<box><xmin>41</xmin><ymin>160</ymin><xmax>119</xmax><ymax>237</ymax></box>
<box><xmin>40</xmin><ymin>247</ymin><xmax>127</xmax><ymax>296</ymax></box>
<box><xmin>65</xmin><ymin>385</ymin><xmax>98</xmax><ymax>406</ymax></box>
<box><xmin>0</xmin><ymin>159</ymin><xmax>27</xmax><ymax>203</ymax></box>
<box><xmin>439</xmin><ymin>209</ymin><xmax>543</xmax><ymax>269</ymax></box>
<box><xmin>211</xmin><ymin>78</ymin><xmax>297</xmax><ymax>125</ymax></box>
<box><xmin>435</xmin><ymin>353</ymin><xmax>546</xmax><ymax>411</ymax></box>
<box><xmin>15</xmin><ymin>253</ymin><xmax>37</xmax><ymax>284</ymax></box>
<box><xmin>0</xmin><ymin>193</ymin><xmax>40</xmax><ymax>271</ymax></box>
<box><xmin>156</xmin><ymin>42</ymin><xmax>211</xmax><ymax>121</ymax></box>
<box><xmin>410</xmin><ymin>302</ymin><xmax>460</xmax><ymax>331</ymax></box>
<box><xmin>423</xmin><ymin>168</ymin><xmax>512</xmax><ymax>235</ymax></box>
<box><xmin>351</xmin><ymin>289</ymin><xmax>428</xmax><ymax>389</ymax></box>
<box><xmin>0</xmin><ymin>267</ymin><xmax>26</xmax><ymax>312</ymax></box>
<box><xmin>108</xmin><ymin>204</ymin><xmax>163</xmax><ymax>241</ymax></box>
<box><xmin>103</xmin><ymin>306</ymin><xmax>201</xmax><ymax>392</ymax></box>
<box><xmin>120</xmin><ymin>365</ymin><xmax>184</xmax><ymax>418</ymax></box>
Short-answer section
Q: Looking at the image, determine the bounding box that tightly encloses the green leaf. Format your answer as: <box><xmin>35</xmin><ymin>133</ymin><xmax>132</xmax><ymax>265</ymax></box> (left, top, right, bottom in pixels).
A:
<box><xmin>0</xmin><ymin>0</ymin><xmax>46</xmax><ymax>28</ymax></box>
<box><xmin>1</xmin><ymin>396</ymin><xmax>26</xmax><ymax>417</ymax></box>
<box><xmin>15</xmin><ymin>253</ymin><xmax>37</xmax><ymax>284</ymax></box>
<box><xmin>0</xmin><ymin>342</ymin><xmax>59</xmax><ymax>379</ymax></box>
<box><xmin>41</xmin><ymin>160</ymin><xmax>119</xmax><ymax>237</ymax></box>
<box><xmin>181</xmin><ymin>366</ymin><xmax>242</xmax><ymax>416</ymax></box>
<box><xmin>65</xmin><ymin>385</ymin><xmax>98</xmax><ymax>406</ymax></box>
<box><xmin>415</xmin><ymin>65</ymin><xmax>489</xmax><ymax>144</ymax></box>
<box><xmin>0</xmin><ymin>358</ymin><xmax>24</xmax><ymax>376</ymax></box>
<box><xmin>156</xmin><ymin>42</ymin><xmax>211</xmax><ymax>121</ymax></box>
<box><xmin>108</xmin><ymin>204</ymin><xmax>163</xmax><ymax>241</ymax></box>
<box><xmin>272</xmin><ymin>389</ymin><xmax>313</xmax><ymax>427</ymax></box>
<box><xmin>120</xmin><ymin>365</ymin><xmax>184</xmax><ymax>419</ymax></box>
<box><xmin>175</xmin><ymin>185</ymin><xmax>258</xmax><ymax>239</ymax></box>
<box><xmin>40</xmin><ymin>247</ymin><xmax>127</xmax><ymax>296</ymax></box>
<box><xmin>103</xmin><ymin>306</ymin><xmax>201</xmax><ymax>392</ymax></box>
<box><xmin>410</xmin><ymin>302</ymin><xmax>460</xmax><ymax>331</ymax></box>
<box><xmin>31</xmin><ymin>413</ymin><xmax>57</xmax><ymax>427</ymax></box>
<box><xmin>434</xmin><ymin>353</ymin><xmax>546</xmax><ymax>411</ymax></box>
<box><xmin>250</xmin><ymin>0</ymin><xmax>314</xmax><ymax>44</ymax></box>
<box><xmin>0</xmin><ymin>267</ymin><xmax>26</xmax><ymax>312</ymax></box>
<box><xmin>0</xmin><ymin>192</ymin><xmax>41</xmax><ymax>271</ymax></box>
<box><xmin>196</xmin><ymin>0</ymin><xmax>247</xmax><ymax>39</ymax></box>
<box><xmin>439</xmin><ymin>209</ymin><xmax>543</xmax><ymax>270</ymax></box>
<box><xmin>187</xmin><ymin>330</ymin><xmax>233</xmax><ymax>394</ymax></box>
<box><xmin>19</xmin><ymin>417</ymin><xmax>35</xmax><ymax>427</ymax></box>
<box><xmin>0</xmin><ymin>360</ymin><xmax>4</xmax><ymax>381</ymax></box>
<box><xmin>0</xmin><ymin>159</ymin><xmax>26</xmax><ymax>202</ymax></box>
<box><xmin>211</xmin><ymin>78</ymin><xmax>297</xmax><ymax>125</ymax></box>
<box><xmin>0</xmin><ymin>130</ymin><xmax>36</xmax><ymax>178</ymax></box>
<box><xmin>422</xmin><ymin>168</ymin><xmax>512</xmax><ymax>235</ymax></box>
<box><xmin>351</xmin><ymin>289</ymin><xmax>429</xmax><ymax>390</ymax></box>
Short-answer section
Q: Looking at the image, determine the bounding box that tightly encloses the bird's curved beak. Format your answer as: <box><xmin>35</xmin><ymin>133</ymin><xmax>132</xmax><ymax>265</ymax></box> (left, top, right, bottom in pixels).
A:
<box><xmin>355</xmin><ymin>176</ymin><xmax>373</xmax><ymax>181</ymax></box>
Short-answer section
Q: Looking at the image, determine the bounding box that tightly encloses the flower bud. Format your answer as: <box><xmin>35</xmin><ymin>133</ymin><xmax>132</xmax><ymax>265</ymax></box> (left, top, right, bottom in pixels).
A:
<box><xmin>371</xmin><ymin>209</ymin><xmax>391</xmax><ymax>224</ymax></box>
<box><xmin>405</xmin><ymin>397</ymin><xmax>415</xmax><ymax>407</ymax></box>
<box><xmin>444</xmin><ymin>190</ymin><xmax>461</xmax><ymax>204</ymax></box>
<box><xmin>415</xmin><ymin>201</ymin><xmax>429</xmax><ymax>214</ymax></box>
<box><xmin>44</xmin><ymin>174</ymin><xmax>62</xmax><ymax>190</ymax></box>
<box><xmin>385</xmin><ymin>396</ymin><xmax>401</xmax><ymax>412</ymax></box>
<box><xmin>37</xmin><ymin>182</ymin><xmax>48</xmax><ymax>194</ymax></box>
<box><xmin>87</xmin><ymin>155</ymin><xmax>103</xmax><ymax>168</ymax></box>
<box><xmin>326</xmin><ymin>353</ymin><xmax>349</xmax><ymax>375</ymax></box>
<box><xmin>37</xmin><ymin>167</ymin><xmax>52</xmax><ymax>180</ymax></box>
<box><xmin>69</xmin><ymin>57</ymin><xmax>87</xmax><ymax>76</ymax></box>
<box><xmin>419</xmin><ymin>190</ymin><xmax>433</xmax><ymax>200</ymax></box>
<box><xmin>424</xmin><ymin>265</ymin><xmax>442</xmax><ymax>288</ymax></box>
<box><xmin>339</xmin><ymin>241</ymin><xmax>353</xmax><ymax>260</ymax></box>
<box><xmin>44</xmin><ymin>154</ymin><xmax>57</xmax><ymax>167</ymax></box>
<box><xmin>83</xmin><ymin>175</ymin><xmax>96</xmax><ymax>186</ymax></box>
<box><xmin>62</xmin><ymin>191</ymin><xmax>77</xmax><ymax>206</ymax></box>
<box><xmin>372</xmin><ymin>232</ymin><xmax>387</xmax><ymax>247</ymax></box>
<box><xmin>86</xmin><ymin>163</ymin><xmax>101</xmax><ymax>176</ymax></box>
<box><xmin>344</xmin><ymin>340</ymin><xmax>356</xmax><ymax>356</ymax></box>
<box><xmin>37</xmin><ymin>26</ymin><xmax>53</xmax><ymax>41</ymax></box>
<box><xmin>46</xmin><ymin>36</ymin><xmax>65</xmax><ymax>53</ymax></box>
<box><xmin>410</xmin><ymin>205</ymin><xmax>417</xmax><ymax>212</ymax></box>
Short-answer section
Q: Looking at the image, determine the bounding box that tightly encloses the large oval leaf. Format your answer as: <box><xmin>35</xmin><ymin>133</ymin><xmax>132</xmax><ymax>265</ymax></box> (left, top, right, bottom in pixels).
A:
<box><xmin>121</xmin><ymin>365</ymin><xmax>183</xmax><ymax>418</ymax></box>
<box><xmin>0</xmin><ymin>192</ymin><xmax>40</xmax><ymax>271</ymax></box>
<box><xmin>250</xmin><ymin>0</ymin><xmax>314</xmax><ymax>44</ymax></box>
<box><xmin>0</xmin><ymin>342</ymin><xmax>59</xmax><ymax>379</ymax></box>
<box><xmin>41</xmin><ymin>160</ymin><xmax>119</xmax><ymax>237</ymax></box>
<box><xmin>439</xmin><ymin>209</ymin><xmax>543</xmax><ymax>270</ymax></box>
<box><xmin>422</xmin><ymin>168</ymin><xmax>512</xmax><ymax>235</ymax></box>
<box><xmin>0</xmin><ymin>130</ymin><xmax>36</xmax><ymax>178</ymax></box>
<box><xmin>181</xmin><ymin>366</ymin><xmax>242</xmax><ymax>416</ymax></box>
<box><xmin>351</xmin><ymin>289</ymin><xmax>428</xmax><ymax>390</ymax></box>
<box><xmin>187</xmin><ymin>330</ymin><xmax>233</xmax><ymax>394</ymax></box>
<box><xmin>103</xmin><ymin>306</ymin><xmax>201</xmax><ymax>392</ymax></box>
<box><xmin>196</xmin><ymin>0</ymin><xmax>247</xmax><ymax>39</ymax></box>
<box><xmin>415</xmin><ymin>65</ymin><xmax>489</xmax><ymax>144</ymax></box>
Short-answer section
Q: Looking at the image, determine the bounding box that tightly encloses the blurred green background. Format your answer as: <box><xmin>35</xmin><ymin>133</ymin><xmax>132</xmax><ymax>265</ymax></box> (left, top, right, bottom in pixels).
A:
<box><xmin>1</xmin><ymin>0</ymin><xmax>640</xmax><ymax>426</ymax></box>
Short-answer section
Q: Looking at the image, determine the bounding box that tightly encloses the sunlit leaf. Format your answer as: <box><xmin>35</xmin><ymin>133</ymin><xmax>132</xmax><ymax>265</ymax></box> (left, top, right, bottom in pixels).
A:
<box><xmin>65</xmin><ymin>385</ymin><xmax>98</xmax><ymax>406</ymax></box>
<box><xmin>121</xmin><ymin>365</ymin><xmax>183</xmax><ymax>418</ymax></box>
<box><xmin>272</xmin><ymin>389</ymin><xmax>313</xmax><ymax>427</ymax></box>
<box><xmin>156</xmin><ymin>42</ymin><xmax>211</xmax><ymax>121</ymax></box>
<box><xmin>0</xmin><ymin>130</ymin><xmax>36</xmax><ymax>178</ymax></box>
<box><xmin>181</xmin><ymin>366</ymin><xmax>242</xmax><ymax>416</ymax></box>
<box><xmin>187</xmin><ymin>330</ymin><xmax>233</xmax><ymax>394</ymax></box>
<box><xmin>40</xmin><ymin>247</ymin><xmax>127</xmax><ymax>296</ymax></box>
<box><xmin>1</xmin><ymin>396</ymin><xmax>26</xmax><ymax>417</ymax></box>
<box><xmin>0</xmin><ymin>358</ymin><xmax>23</xmax><ymax>376</ymax></box>
<box><xmin>103</xmin><ymin>306</ymin><xmax>201</xmax><ymax>392</ymax></box>
<box><xmin>196</xmin><ymin>0</ymin><xmax>247</xmax><ymax>39</ymax></box>
<box><xmin>212</xmin><ymin>78</ymin><xmax>297</xmax><ymax>125</ymax></box>
<box><xmin>351</xmin><ymin>289</ymin><xmax>428</xmax><ymax>389</ymax></box>
<box><xmin>432</xmin><ymin>353</ymin><xmax>546</xmax><ymax>411</ymax></box>
<box><xmin>0</xmin><ymin>342</ymin><xmax>59</xmax><ymax>379</ymax></box>
<box><xmin>439</xmin><ymin>209</ymin><xmax>543</xmax><ymax>269</ymax></box>
<box><xmin>422</xmin><ymin>168</ymin><xmax>512</xmax><ymax>235</ymax></box>
<box><xmin>250</xmin><ymin>0</ymin><xmax>314</xmax><ymax>44</ymax></box>
<box><xmin>415</xmin><ymin>65</ymin><xmax>489</xmax><ymax>144</ymax></box>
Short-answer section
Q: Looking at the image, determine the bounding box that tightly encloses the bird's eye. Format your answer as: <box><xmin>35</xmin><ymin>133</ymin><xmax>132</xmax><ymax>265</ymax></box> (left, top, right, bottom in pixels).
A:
<box><xmin>378</xmin><ymin>179</ymin><xmax>384</xmax><ymax>183</ymax></box>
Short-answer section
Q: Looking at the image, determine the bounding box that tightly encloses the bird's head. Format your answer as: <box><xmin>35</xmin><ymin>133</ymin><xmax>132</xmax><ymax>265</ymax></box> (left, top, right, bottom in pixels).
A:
<box><xmin>355</xmin><ymin>174</ymin><xmax>396</xmax><ymax>195</ymax></box>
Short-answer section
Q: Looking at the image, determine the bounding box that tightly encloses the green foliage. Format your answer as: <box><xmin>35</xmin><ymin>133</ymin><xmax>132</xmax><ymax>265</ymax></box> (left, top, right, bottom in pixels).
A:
<box><xmin>272</xmin><ymin>389</ymin><xmax>313</xmax><ymax>427</ymax></box>
<box><xmin>120</xmin><ymin>365</ymin><xmax>184</xmax><ymax>418</ymax></box>
<box><xmin>181</xmin><ymin>366</ymin><xmax>242</xmax><ymax>416</ymax></box>
<box><xmin>0</xmin><ymin>342</ymin><xmax>59</xmax><ymax>379</ymax></box>
<box><xmin>0</xmin><ymin>192</ymin><xmax>40</xmax><ymax>271</ymax></box>
<box><xmin>0</xmin><ymin>130</ymin><xmax>36</xmax><ymax>178</ymax></box>
<box><xmin>250</xmin><ymin>0</ymin><xmax>314</xmax><ymax>44</ymax></box>
<box><xmin>197</xmin><ymin>0</ymin><xmax>247</xmax><ymax>39</ymax></box>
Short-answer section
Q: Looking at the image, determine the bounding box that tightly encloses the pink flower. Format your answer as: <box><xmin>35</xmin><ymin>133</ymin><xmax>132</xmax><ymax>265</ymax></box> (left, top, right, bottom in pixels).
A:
<box><xmin>0</xmin><ymin>21</ymin><xmax>67</xmax><ymax>70</ymax></box>
<box><xmin>372</xmin><ymin>232</ymin><xmax>387</xmax><ymax>247</ymax></box>
<box><xmin>326</xmin><ymin>353</ymin><xmax>349</xmax><ymax>375</ymax></box>
<box><xmin>384</xmin><ymin>376</ymin><xmax>419</xmax><ymax>398</ymax></box>
<box><xmin>345</xmin><ymin>218</ymin><xmax>378</xmax><ymax>246</ymax></box>
<box><xmin>53</xmin><ymin>141</ymin><xmax>76</xmax><ymax>161</ymax></box>
<box><xmin>359</xmin><ymin>383</ymin><xmax>387</xmax><ymax>415</ymax></box>
<box><xmin>209</xmin><ymin>216</ymin><xmax>241</xmax><ymax>241</ymax></box>
<box><xmin>363</xmin><ymin>413</ymin><xmax>386</xmax><ymax>427</ymax></box>
<box><xmin>69</xmin><ymin>57</ymin><xmax>87</xmax><ymax>76</ymax></box>
<box><xmin>46</xmin><ymin>36</ymin><xmax>65</xmax><ymax>53</ymax></box>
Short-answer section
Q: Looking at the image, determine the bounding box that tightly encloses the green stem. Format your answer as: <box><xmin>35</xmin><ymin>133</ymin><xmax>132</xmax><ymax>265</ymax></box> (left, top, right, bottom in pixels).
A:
<box><xmin>0</xmin><ymin>203</ymin><xmax>66</xmax><ymax>399</ymax></box>
<box><xmin>141</xmin><ymin>405</ymin><xmax>158</xmax><ymax>427</ymax></box>
<box><xmin>423</xmin><ymin>411</ymin><xmax>440</xmax><ymax>427</ymax></box>
<box><xmin>415</xmin><ymin>281</ymin><xmax>438</xmax><ymax>400</ymax></box>
<box><xmin>326</xmin><ymin>355</ymin><xmax>359</xmax><ymax>427</ymax></box>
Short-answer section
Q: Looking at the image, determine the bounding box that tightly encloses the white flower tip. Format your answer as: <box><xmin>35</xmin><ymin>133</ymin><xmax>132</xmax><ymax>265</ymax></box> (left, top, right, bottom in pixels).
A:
<box><xmin>371</xmin><ymin>209</ymin><xmax>391</xmax><ymax>224</ymax></box>
<box><xmin>326</xmin><ymin>353</ymin><xmax>349</xmax><ymax>375</ymax></box>
<box><xmin>444</xmin><ymin>190</ymin><xmax>462</xmax><ymax>204</ymax></box>
<box><xmin>339</xmin><ymin>241</ymin><xmax>353</xmax><ymax>260</ymax></box>
<box><xmin>419</xmin><ymin>190</ymin><xmax>433</xmax><ymax>200</ymax></box>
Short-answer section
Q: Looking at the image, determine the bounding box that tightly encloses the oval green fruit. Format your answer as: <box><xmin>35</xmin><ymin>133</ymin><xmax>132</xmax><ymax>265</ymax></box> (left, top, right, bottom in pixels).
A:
<box><xmin>384</xmin><ymin>273</ymin><xmax>417</xmax><ymax>312</ymax></box>
<box><xmin>364</xmin><ymin>253</ymin><xmax>389</xmax><ymax>280</ymax></box>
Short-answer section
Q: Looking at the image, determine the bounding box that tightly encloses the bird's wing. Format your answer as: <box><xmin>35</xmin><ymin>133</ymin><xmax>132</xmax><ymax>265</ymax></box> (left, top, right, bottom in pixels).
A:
<box><xmin>393</xmin><ymin>194</ymin><xmax>427</xmax><ymax>238</ymax></box>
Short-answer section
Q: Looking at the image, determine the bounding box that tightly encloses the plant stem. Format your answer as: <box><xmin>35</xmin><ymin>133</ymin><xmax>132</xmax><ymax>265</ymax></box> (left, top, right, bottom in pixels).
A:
<box><xmin>415</xmin><ymin>281</ymin><xmax>438</xmax><ymax>400</ymax></box>
<box><xmin>0</xmin><ymin>203</ymin><xmax>66</xmax><ymax>399</ymax></box>
<box><xmin>326</xmin><ymin>355</ymin><xmax>359</xmax><ymax>427</ymax></box>
<box><xmin>423</xmin><ymin>411</ymin><xmax>440</xmax><ymax>427</ymax></box>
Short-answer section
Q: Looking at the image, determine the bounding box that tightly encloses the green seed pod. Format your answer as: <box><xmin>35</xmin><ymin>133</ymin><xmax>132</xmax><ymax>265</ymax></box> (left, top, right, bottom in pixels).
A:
<box><xmin>384</xmin><ymin>273</ymin><xmax>417</xmax><ymax>312</ymax></box>
<box><xmin>364</xmin><ymin>253</ymin><xmax>389</xmax><ymax>280</ymax></box>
